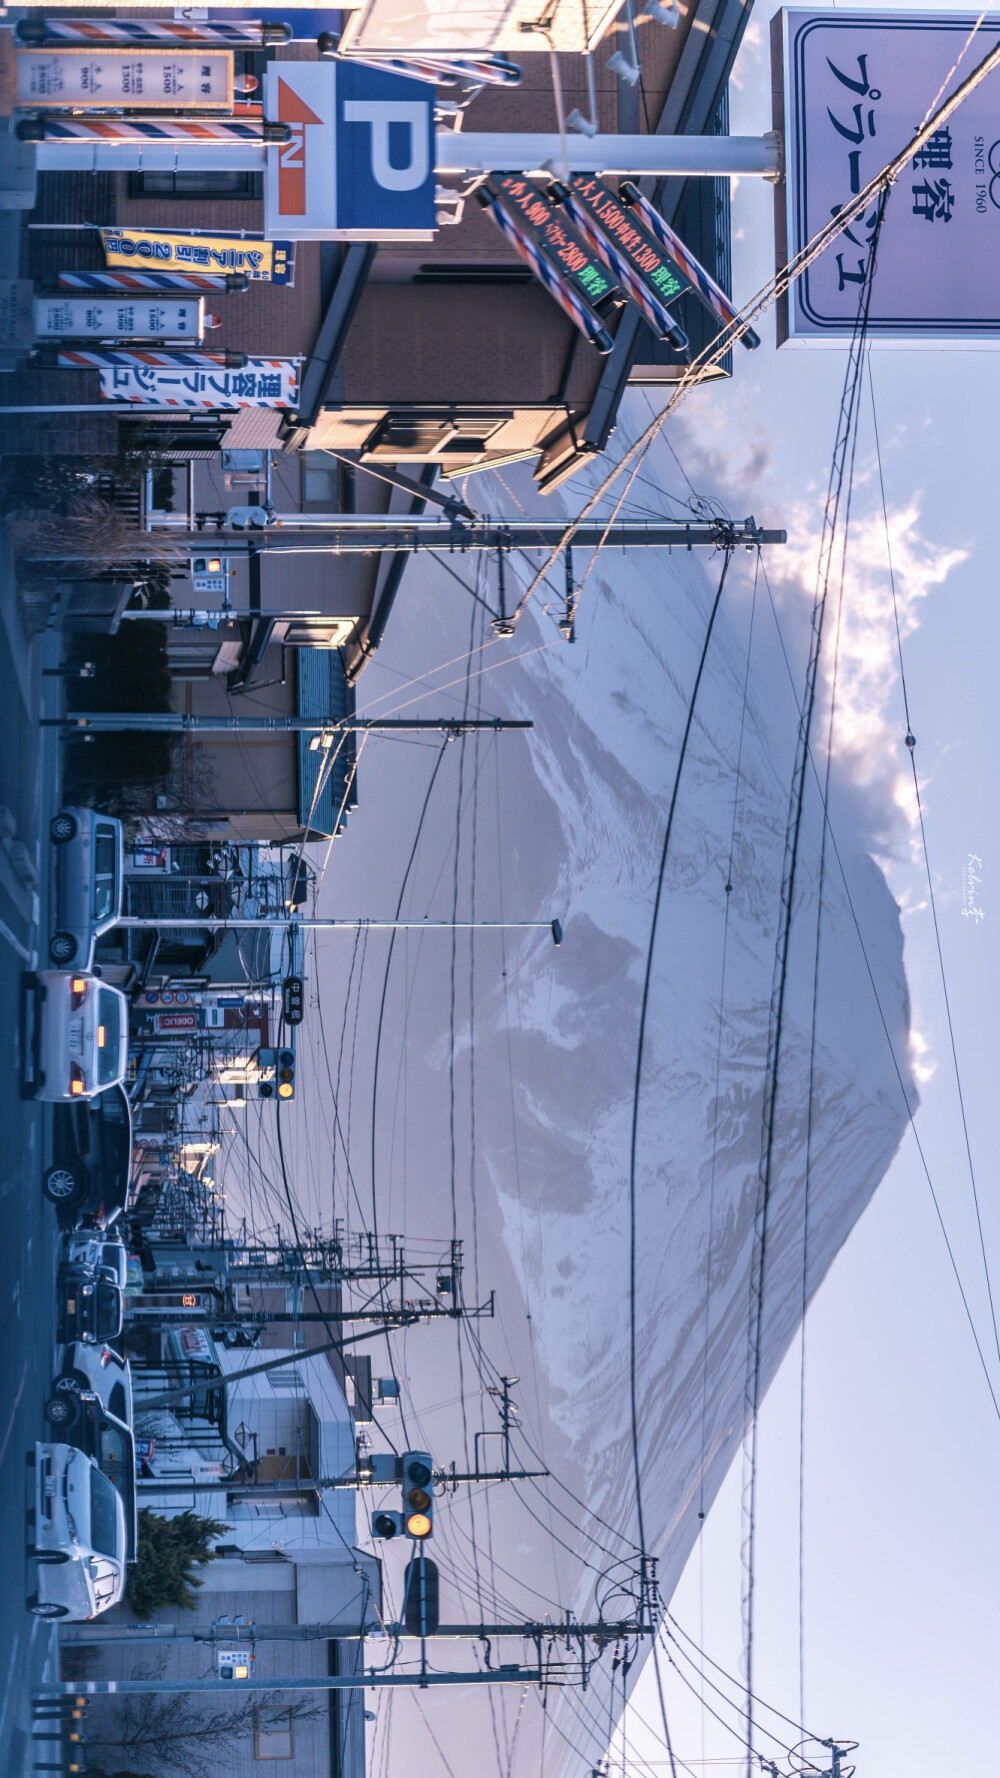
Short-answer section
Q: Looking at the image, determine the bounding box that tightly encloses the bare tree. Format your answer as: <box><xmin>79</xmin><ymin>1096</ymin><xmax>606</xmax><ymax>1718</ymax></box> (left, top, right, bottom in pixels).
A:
<box><xmin>86</xmin><ymin>1685</ymin><xmax>325</xmax><ymax>1778</ymax></box>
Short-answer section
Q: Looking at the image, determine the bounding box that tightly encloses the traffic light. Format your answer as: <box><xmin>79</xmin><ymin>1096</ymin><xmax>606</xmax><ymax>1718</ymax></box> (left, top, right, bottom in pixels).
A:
<box><xmin>371</xmin><ymin>1509</ymin><xmax>405</xmax><ymax>1540</ymax></box>
<box><xmin>276</xmin><ymin>1048</ymin><xmax>295</xmax><ymax>1100</ymax></box>
<box><xmin>257</xmin><ymin>1047</ymin><xmax>276</xmax><ymax>1099</ymax></box>
<box><xmin>403</xmin><ymin>1553</ymin><xmax>440</xmax><ymax>1636</ymax></box>
<box><xmin>401</xmin><ymin>1451</ymin><xmax>434</xmax><ymax>1540</ymax></box>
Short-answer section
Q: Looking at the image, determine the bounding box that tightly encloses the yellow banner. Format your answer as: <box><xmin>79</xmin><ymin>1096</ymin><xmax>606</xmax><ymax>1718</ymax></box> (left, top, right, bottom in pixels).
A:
<box><xmin>100</xmin><ymin>228</ymin><xmax>293</xmax><ymax>284</ymax></box>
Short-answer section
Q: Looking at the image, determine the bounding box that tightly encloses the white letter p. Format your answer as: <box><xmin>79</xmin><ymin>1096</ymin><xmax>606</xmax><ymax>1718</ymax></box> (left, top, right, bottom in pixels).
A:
<box><xmin>342</xmin><ymin>100</ymin><xmax>429</xmax><ymax>191</ymax></box>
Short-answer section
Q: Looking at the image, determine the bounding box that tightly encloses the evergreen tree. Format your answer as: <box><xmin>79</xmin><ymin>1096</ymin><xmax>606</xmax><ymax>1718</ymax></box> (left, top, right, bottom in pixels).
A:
<box><xmin>126</xmin><ymin>1510</ymin><xmax>227</xmax><ymax>1618</ymax></box>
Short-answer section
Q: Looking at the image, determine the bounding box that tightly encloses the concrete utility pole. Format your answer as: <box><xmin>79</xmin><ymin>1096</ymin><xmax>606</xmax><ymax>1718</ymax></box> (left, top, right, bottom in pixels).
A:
<box><xmin>138</xmin><ymin>516</ymin><xmax>784</xmax><ymax>549</ymax></box>
<box><xmin>64</xmin><ymin>1615</ymin><xmax>648</xmax><ymax>1646</ymax></box>
<box><xmin>108</xmin><ymin>918</ymin><xmax>563</xmax><ymax>938</ymax></box>
<box><xmin>33</xmin><ymin>130</ymin><xmax>782</xmax><ymax>177</ymax></box>
<box><xmin>45</xmin><ymin>715</ymin><xmax>533</xmax><ymax>734</ymax></box>
<box><xmin>43</xmin><ymin>1669</ymin><xmax>544</xmax><ymax>1696</ymax></box>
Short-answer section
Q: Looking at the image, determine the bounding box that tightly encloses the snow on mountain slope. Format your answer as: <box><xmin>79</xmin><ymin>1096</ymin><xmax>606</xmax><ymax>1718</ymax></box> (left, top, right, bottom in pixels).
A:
<box><xmin>234</xmin><ymin>423</ymin><xmax>917</xmax><ymax>1778</ymax></box>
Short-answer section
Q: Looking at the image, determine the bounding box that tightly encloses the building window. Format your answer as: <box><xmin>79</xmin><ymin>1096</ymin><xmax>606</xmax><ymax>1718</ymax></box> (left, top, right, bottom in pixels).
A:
<box><xmin>254</xmin><ymin>1707</ymin><xmax>294</xmax><ymax>1759</ymax></box>
<box><xmin>128</xmin><ymin>171</ymin><xmax>262</xmax><ymax>199</ymax></box>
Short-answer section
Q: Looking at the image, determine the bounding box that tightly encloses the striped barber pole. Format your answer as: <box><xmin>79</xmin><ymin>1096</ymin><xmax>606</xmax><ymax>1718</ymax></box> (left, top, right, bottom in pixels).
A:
<box><xmin>58</xmin><ymin>349</ymin><xmax>239</xmax><ymax>368</ymax></box>
<box><xmin>477</xmin><ymin>190</ymin><xmax>613</xmax><ymax>355</ymax></box>
<box><xmin>59</xmin><ymin>270</ymin><xmax>245</xmax><ymax>294</ymax></box>
<box><xmin>338</xmin><ymin>49</ymin><xmax>521</xmax><ymax>86</ymax></box>
<box><xmin>17</xmin><ymin>18</ymin><xmax>292</xmax><ymax>47</ymax></box>
<box><xmin>16</xmin><ymin>116</ymin><xmax>289</xmax><ymax>145</ymax></box>
<box><xmin>619</xmin><ymin>181</ymin><xmax>760</xmax><ymax>350</ymax></box>
<box><xmin>557</xmin><ymin>186</ymin><xmax>688</xmax><ymax>350</ymax></box>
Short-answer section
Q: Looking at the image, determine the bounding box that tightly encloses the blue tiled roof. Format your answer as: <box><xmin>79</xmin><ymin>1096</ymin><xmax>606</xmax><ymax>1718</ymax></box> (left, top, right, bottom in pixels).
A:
<box><xmin>296</xmin><ymin>649</ymin><xmax>358</xmax><ymax>837</ymax></box>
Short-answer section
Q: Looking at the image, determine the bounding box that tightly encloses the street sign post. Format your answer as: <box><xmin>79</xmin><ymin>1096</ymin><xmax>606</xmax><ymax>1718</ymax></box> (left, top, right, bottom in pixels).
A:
<box><xmin>263</xmin><ymin>60</ymin><xmax>436</xmax><ymax>241</ymax></box>
<box><xmin>776</xmin><ymin>8</ymin><xmax>1000</xmax><ymax>342</ymax></box>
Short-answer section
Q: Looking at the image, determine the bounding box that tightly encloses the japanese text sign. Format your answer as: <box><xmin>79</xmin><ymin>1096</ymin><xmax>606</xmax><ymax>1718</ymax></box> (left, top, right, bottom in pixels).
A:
<box><xmin>16</xmin><ymin>48</ymin><xmax>233</xmax><ymax>110</ymax></box>
<box><xmin>263</xmin><ymin>60</ymin><xmax>435</xmax><ymax>241</ymax></box>
<box><xmin>35</xmin><ymin>295</ymin><xmax>203</xmax><ymax>339</ymax></box>
<box><xmin>101</xmin><ymin>229</ymin><xmax>294</xmax><ymax>285</ymax></box>
<box><xmin>491</xmin><ymin>176</ymin><xmax>618</xmax><ymax>312</ymax></box>
<box><xmin>98</xmin><ymin>357</ymin><xmax>300</xmax><ymax>408</ymax></box>
<box><xmin>777</xmin><ymin>9</ymin><xmax>1000</xmax><ymax>341</ymax></box>
<box><xmin>567</xmin><ymin>176</ymin><xmax>687</xmax><ymax>306</ymax></box>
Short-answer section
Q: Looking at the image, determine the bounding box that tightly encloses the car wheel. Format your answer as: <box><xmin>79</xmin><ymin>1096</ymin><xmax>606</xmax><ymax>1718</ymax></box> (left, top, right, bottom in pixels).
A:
<box><xmin>27</xmin><ymin>1598</ymin><xmax>68</xmax><ymax>1619</ymax></box>
<box><xmin>28</xmin><ymin>1550</ymin><xmax>69</xmax><ymax>1565</ymax></box>
<box><xmin>49</xmin><ymin>932</ymin><xmax>76</xmax><ymax>965</ymax></box>
<box><xmin>43</xmin><ymin>1393</ymin><xmax>79</xmax><ymax>1430</ymax></box>
<box><xmin>54</xmin><ymin>1375</ymin><xmax>83</xmax><ymax>1398</ymax></box>
<box><xmin>43</xmin><ymin>1166</ymin><xmax>84</xmax><ymax>1207</ymax></box>
<box><xmin>50</xmin><ymin>813</ymin><xmax>78</xmax><ymax>844</ymax></box>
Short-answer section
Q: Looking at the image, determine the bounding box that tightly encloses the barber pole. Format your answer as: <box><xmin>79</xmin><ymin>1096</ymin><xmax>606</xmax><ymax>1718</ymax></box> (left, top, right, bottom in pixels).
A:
<box><xmin>17</xmin><ymin>116</ymin><xmax>289</xmax><ymax>145</ymax></box>
<box><xmin>17</xmin><ymin>18</ymin><xmax>292</xmax><ymax>47</ymax></box>
<box><xmin>476</xmin><ymin>188</ymin><xmax>613</xmax><ymax>354</ymax></box>
<box><xmin>57</xmin><ymin>348</ymin><xmax>246</xmax><ymax>368</ymax></box>
<box><xmin>59</xmin><ymin>270</ymin><xmax>248</xmax><ymax>294</ymax></box>
<box><xmin>619</xmin><ymin>180</ymin><xmax>760</xmax><ymax>350</ymax></box>
<box><xmin>323</xmin><ymin>42</ymin><xmax>521</xmax><ymax>86</ymax></box>
<box><xmin>554</xmin><ymin>183</ymin><xmax>688</xmax><ymax>349</ymax></box>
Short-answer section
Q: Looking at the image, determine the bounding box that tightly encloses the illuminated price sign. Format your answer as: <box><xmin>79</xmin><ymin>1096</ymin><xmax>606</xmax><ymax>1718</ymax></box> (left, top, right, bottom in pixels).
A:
<box><xmin>489</xmin><ymin>176</ymin><xmax>620</xmax><ymax>315</ymax></box>
<box><xmin>566</xmin><ymin>176</ymin><xmax>689</xmax><ymax>309</ymax></box>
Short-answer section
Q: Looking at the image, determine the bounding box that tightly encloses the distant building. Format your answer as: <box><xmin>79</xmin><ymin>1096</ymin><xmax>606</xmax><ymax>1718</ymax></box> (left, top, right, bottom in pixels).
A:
<box><xmin>74</xmin><ymin>1244</ymin><xmax>383</xmax><ymax>1778</ymax></box>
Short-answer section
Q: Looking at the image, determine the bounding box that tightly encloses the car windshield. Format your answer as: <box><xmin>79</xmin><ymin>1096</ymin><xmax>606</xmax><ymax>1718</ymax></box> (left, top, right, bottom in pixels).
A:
<box><xmin>96</xmin><ymin>992</ymin><xmax>122</xmax><ymax>1086</ymax></box>
<box><xmin>96</xmin><ymin>1282</ymin><xmax>122</xmax><ymax>1338</ymax></box>
<box><xmin>88</xmin><ymin>1467</ymin><xmax>119</xmax><ymax>1558</ymax></box>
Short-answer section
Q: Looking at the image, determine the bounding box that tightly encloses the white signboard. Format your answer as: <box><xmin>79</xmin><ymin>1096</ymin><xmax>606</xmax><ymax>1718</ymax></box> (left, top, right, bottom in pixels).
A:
<box><xmin>777</xmin><ymin>9</ymin><xmax>1000</xmax><ymax>341</ymax></box>
<box><xmin>16</xmin><ymin>48</ymin><xmax>233</xmax><ymax>110</ymax></box>
<box><xmin>98</xmin><ymin>358</ymin><xmax>300</xmax><ymax>409</ymax></box>
<box><xmin>263</xmin><ymin>60</ymin><xmax>436</xmax><ymax>242</ymax></box>
<box><xmin>341</xmin><ymin>0</ymin><xmax>620</xmax><ymax>55</ymax></box>
<box><xmin>35</xmin><ymin>295</ymin><xmax>204</xmax><ymax>339</ymax></box>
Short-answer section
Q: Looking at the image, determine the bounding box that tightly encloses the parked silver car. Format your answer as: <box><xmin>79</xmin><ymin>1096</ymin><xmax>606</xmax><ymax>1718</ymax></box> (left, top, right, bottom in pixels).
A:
<box><xmin>22</xmin><ymin>970</ymin><xmax>129</xmax><ymax>1102</ymax></box>
<box><xmin>49</xmin><ymin>806</ymin><xmax>123</xmax><ymax>969</ymax></box>
<box><xmin>28</xmin><ymin>1442</ymin><xmax>127</xmax><ymax>1620</ymax></box>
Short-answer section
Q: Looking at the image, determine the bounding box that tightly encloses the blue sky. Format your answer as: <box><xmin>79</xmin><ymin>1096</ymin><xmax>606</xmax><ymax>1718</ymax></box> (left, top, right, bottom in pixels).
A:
<box><xmin>622</xmin><ymin>7</ymin><xmax>1000</xmax><ymax>1775</ymax></box>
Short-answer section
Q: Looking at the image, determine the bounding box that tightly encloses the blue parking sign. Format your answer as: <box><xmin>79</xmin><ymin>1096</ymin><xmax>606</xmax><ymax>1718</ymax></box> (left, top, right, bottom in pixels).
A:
<box><xmin>264</xmin><ymin>61</ymin><xmax>436</xmax><ymax>241</ymax></box>
<box><xmin>336</xmin><ymin>62</ymin><xmax>436</xmax><ymax>237</ymax></box>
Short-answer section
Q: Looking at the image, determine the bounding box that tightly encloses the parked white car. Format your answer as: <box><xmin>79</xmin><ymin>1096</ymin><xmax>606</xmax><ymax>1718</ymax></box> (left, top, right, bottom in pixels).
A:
<box><xmin>28</xmin><ymin>1442</ymin><xmax>127</xmax><ymax>1620</ymax></box>
<box><xmin>49</xmin><ymin>807</ymin><xmax>123</xmax><ymax>969</ymax></box>
<box><xmin>23</xmin><ymin>971</ymin><xmax>129</xmax><ymax>1102</ymax></box>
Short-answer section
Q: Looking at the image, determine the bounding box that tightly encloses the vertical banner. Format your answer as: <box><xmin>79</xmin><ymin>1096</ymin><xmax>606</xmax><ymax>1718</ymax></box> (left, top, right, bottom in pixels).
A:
<box><xmin>477</xmin><ymin>187</ymin><xmax>613</xmax><ymax>353</ymax></box>
<box><xmin>777</xmin><ymin>8</ymin><xmax>1000</xmax><ymax>341</ymax></box>
<box><xmin>96</xmin><ymin>357</ymin><xmax>300</xmax><ymax>408</ymax></box>
<box><xmin>101</xmin><ymin>227</ymin><xmax>294</xmax><ymax>285</ymax></box>
<box><xmin>618</xmin><ymin>180</ymin><xmax>760</xmax><ymax>350</ymax></box>
<box><xmin>555</xmin><ymin>178</ymin><xmax>688</xmax><ymax>347</ymax></box>
<box><xmin>488</xmin><ymin>176</ymin><xmax>621</xmax><ymax>316</ymax></box>
<box><xmin>15</xmin><ymin>47</ymin><xmax>234</xmax><ymax>109</ymax></box>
